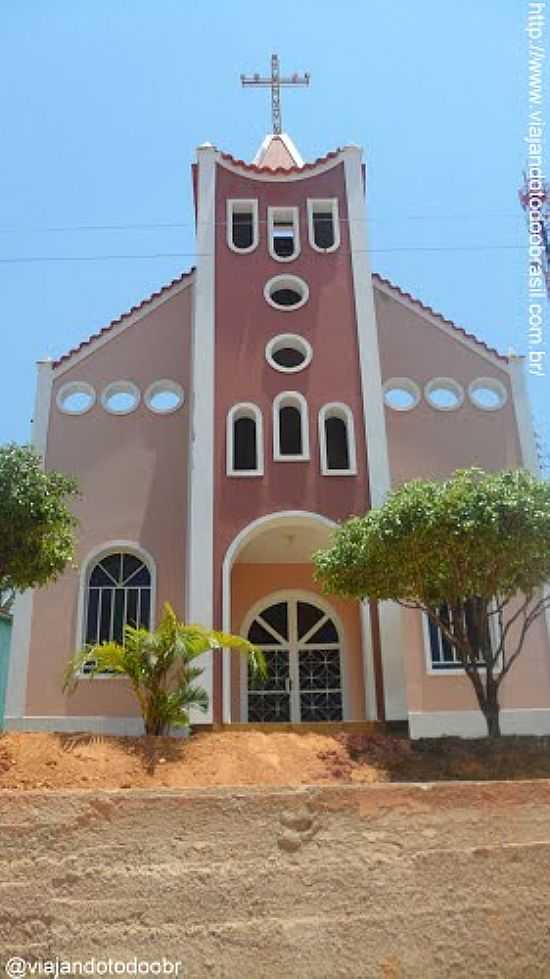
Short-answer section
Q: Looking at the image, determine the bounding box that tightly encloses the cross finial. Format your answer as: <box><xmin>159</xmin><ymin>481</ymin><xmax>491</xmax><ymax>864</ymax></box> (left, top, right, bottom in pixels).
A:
<box><xmin>241</xmin><ymin>54</ymin><xmax>310</xmax><ymax>135</ymax></box>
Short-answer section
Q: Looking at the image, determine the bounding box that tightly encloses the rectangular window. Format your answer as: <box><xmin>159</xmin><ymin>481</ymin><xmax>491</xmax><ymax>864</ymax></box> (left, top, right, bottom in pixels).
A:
<box><xmin>227</xmin><ymin>199</ymin><xmax>259</xmax><ymax>253</ymax></box>
<box><xmin>307</xmin><ymin>199</ymin><xmax>340</xmax><ymax>252</ymax></box>
<box><xmin>427</xmin><ymin>599</ymin><xmax>495</xmax><ymax>672</ymax></box>
<box><xmin>268</xmin><ymin>206</ymin><xmax>300</xmax><ymax>261</ymax></box>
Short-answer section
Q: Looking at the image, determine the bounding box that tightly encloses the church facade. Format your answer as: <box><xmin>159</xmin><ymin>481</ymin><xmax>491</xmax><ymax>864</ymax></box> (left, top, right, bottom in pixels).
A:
<box><xmin>5</xmin><ymin>131</ymin><xmax>550</xmax><ymax>737</ymax></box>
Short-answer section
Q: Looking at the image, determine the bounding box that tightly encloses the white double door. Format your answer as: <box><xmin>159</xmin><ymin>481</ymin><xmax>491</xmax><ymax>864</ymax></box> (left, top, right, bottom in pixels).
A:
<box><xmin>245</xmin><ymin>595</ymin><xmax>344</xmax><ymax>723</ymax></box>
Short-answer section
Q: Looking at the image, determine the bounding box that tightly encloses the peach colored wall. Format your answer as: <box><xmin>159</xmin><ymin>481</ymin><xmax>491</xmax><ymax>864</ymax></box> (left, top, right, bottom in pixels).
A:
<box><xmin>375</xmin><ymin>286</ymin><xmax>522</xmax><ymax>484</ymax></box>
<box><xmin>230</xmin><ymin>563</ymin><xmax>365</xmax><ymax>721</ymax></box>
<box><xmin>212</xmin><ymin>162</ymin><xmax>371</xmax><ymax>627</ymax></box>
<box><xmin>402</xmin><ymin>604</ymin><xmax>550</xmax><ymax>713</ymax></box>
<box><xmin>25</xmin><ymin>286</ymin><xmax>193</xmax><ymax>718</ymax></box>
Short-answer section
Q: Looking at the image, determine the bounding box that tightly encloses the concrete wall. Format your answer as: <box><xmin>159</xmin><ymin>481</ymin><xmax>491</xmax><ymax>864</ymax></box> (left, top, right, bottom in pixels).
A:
<box><xmin>2</xmin><ymin>781</ymin><xmax>550</xmax><ymax>978</ymax></box>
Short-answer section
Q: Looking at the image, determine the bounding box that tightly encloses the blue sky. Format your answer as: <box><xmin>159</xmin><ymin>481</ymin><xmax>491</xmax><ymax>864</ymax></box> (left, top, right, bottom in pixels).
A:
<box><xmin>1</xmin><ymin>0</ymin><xmax>547</xmax><ymax>454</ymax></box>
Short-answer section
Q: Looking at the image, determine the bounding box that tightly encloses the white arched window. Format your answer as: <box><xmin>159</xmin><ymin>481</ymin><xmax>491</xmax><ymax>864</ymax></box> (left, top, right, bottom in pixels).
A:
<box><xmin>226</xmin><ymin>199</ymin><xmax>259</xmax><ymax>254</ymax></box>
<box><xmin>273</xmin><ymin>392</ymin><xmax>310</xmax><ymax>461</ymax></box>
<box><xmin>82</xmin><ymin>548</ymin><xmax>154</xmax><ymax>660</ymax></box>
<box><xmin>318</xmin><ymin>403</ymin><xmax>357</xmax><ymax>475</ymax></box>
<box><xmin>227</xmin><ymin>403</ymin><xmax>263</xmax><ymax>476</ymax></box>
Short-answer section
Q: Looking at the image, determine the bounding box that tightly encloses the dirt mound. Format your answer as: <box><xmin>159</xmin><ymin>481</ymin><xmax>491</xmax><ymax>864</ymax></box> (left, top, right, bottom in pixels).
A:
<box><xmin>1</xmin><ymin>729</ymin><xmax>550</xmax><ymax>790</ymax></box>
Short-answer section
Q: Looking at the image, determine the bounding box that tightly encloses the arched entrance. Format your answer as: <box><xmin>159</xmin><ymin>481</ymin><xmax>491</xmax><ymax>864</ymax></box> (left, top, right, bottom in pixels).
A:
<box><xmin>241</xmin><ymin>591</ymin><xmax>345</xmax><ymax>723</ymax></box>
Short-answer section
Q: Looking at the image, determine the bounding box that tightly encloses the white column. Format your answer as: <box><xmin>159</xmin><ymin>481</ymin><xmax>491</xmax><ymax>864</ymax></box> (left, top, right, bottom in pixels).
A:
<box><xmin>509</xmin><ymin>355</ymin><xmax>550</xmax><ymax>640</ymax></box>
<box><xmin>344</xmin><ymin>147</ymin><xmax>407</xmax><ymax>720</ymax></box>
<box><xmin>186</xmin><ymin>144</ymin><xmax>217</xmax><ymax>723</ymax></box>
<box><xmin>4</xmin><ymin>360</ymin><xmax>53</xmax><ymax>726</ymax></box>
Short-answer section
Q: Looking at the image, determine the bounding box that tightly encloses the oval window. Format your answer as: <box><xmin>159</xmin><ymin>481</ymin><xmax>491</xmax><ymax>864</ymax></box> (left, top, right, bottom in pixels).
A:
<box><xmin>101</xmin><ymin>381</ymin><xmax>141</xmax><ymax>415</ymax></box>
<box><xmin>264</xmin><ymin>275</ymin><xmax>309</xmax><ymax>311</ymax></box>
<box><xmin>425</xmin><ymin>378</ymin><xmax>464</xmax><ymax>411</ymax></box>
<box><xmin>145</xmin><ymin>380</ymin><xmax>185</xmax><ymax>414</ymax></box>
<box><xmin>56</xmin><ymin>382</ymin><xmax>96</xmax><ymax>415</ymax></box>
<box><xmin>383</xmin><ymin>378</ymin><xmax>421</xmax><ymax>412</ymax></box>
<box><xmin>266</xmin><ymin>334</ymin><xmax>312</xmax><ymax>374</ymax></box>
<box><xmin>468</xmin><ymin>378</ymin><xmax>507</xmax><ymax>411</ymax></box>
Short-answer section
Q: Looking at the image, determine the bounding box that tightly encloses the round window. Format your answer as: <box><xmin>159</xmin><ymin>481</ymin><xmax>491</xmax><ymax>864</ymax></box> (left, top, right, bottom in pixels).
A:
<box><xmin>56</xmin><ymin>382</ymin><xmax>96</xmax><ymax>415</ymax></box>
<box><xmin>383</xmin><ymin>378</ymin><xmax>421</xmax><ymax>412</ymax></box>
<box><xmin>468</xmin><ymin>378</ymin><xmax>507</xmax><ymax>411</ymax></box>
<box><xmin>264</xmin><ymin>275</ymin><xmax>309</xmax><ymax>311</ymax></box>
<box><xmin>266</xmin><ymin>334</ymin><xmax>313</xmax><ymax>374</ymax></box>
<box><xmin>145</xmin><ymin>380</ymin><xmax>185</xmax><ymax>414</ymax></box>
<box><xmin>101</xmin><ymin>381</ymin><xmax>141</xmax><ymax>415</ymax></box>
<box><xmin>425</xmin><ymin>378</ymin><xmax>464</xmax><ymax>411</ymax></box>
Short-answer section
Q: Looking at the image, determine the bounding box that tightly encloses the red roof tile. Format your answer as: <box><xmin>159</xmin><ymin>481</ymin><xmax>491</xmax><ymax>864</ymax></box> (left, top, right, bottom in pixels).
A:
<box><xmin>373</xmin><ymin>273</ymin><xmax>508</xmax><ymax>363</ymax></box>
<box><xmin>53</xmin><ymin>267</ymin><xmax>195</xmax><ymax>368</ymax></box>
<box><xmin>218</xmin><ymin>147</ymin><xmax>342</xmax><ymax>176</ymax></box>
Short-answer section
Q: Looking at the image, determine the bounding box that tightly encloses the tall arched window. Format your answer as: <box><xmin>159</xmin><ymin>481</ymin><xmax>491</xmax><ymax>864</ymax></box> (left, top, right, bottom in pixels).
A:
<box><xmin>227</xmin><ymin>403</ymin><xmax>263</xmax><ymax>476</ymax></box>
<box><xmin>319</xmin><ymin>403</ymin><xmax>357</xmax><ymax>475</ymax></box>
<box><xmin>273</xmin><ymin>392</ymin><xmax>310</xmax><ymax>461</ymax></box>
<box><xmin>84</xmin><ymin>551</ymin><xmax>152</xmax><ymax>649</ymax></box>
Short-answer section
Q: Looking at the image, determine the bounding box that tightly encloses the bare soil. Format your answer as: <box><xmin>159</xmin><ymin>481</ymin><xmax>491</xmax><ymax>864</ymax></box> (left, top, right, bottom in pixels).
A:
<box><xmin>1</xmin><ymin>729</ymin><xmax>550</xmax><ymax>789</ymax></box>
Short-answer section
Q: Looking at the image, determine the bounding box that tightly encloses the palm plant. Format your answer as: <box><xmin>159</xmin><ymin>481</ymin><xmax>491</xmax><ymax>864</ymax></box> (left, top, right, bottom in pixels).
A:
<box><xmin>64</xmin><ymin>602</ymin><xmax>265</xmax><ymax>736</ymax></box>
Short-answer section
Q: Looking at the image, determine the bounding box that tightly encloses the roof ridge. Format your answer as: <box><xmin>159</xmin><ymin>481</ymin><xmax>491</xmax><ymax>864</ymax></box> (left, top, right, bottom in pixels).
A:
<box><xmin>53</xmin><ymin>267</ymin><xmax>195</xmax><ymax>368</ymax></box>
<box><xmin>372</xmin><ymin>273</ymin><xmax>508</xmax><ymax>363</ymax></box>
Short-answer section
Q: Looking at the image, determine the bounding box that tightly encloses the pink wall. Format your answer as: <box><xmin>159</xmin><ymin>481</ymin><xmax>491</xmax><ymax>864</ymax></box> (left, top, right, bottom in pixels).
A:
<box><xmin>212</xmin><ymin>161</ymin><xmax>371</xmax><ymax>627</ymax></box>
<box><xmin>375</xmin><ymin>285</ymin><xmax>522</xmax><ymax>483</ymax></box>
<box><xmin>25</xmin><ymin>286</ymin><xmax>193</xmax><ymax>718</ymax></box>
<box><xmin>230</xmin><ymin>563</ymin><xmax>365</xmax><ymax>721</ymax></box>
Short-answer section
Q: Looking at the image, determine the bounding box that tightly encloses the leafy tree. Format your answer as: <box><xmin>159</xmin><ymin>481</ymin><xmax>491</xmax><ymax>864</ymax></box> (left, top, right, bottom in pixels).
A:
<box><xmin>313</xmin><ymin>469</ymin><xmax>550</xmax><ymax>737</ymax></box>
<box><xmin>0</xmin><ymin>444</ymin><xmax>79</xmax><ymax>595</ymax></box>
<box><xmin>64</xmin><ymin>602</ymin><xmax>266</xmax><ymax>736</ymax></box>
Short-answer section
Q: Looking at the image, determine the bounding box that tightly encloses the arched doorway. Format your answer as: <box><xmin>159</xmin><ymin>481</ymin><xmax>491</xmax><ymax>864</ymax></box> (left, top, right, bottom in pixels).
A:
<box><xmin>241</xmin><ymin>591</ymin><xmax>345</xmax><ymax>722</ymax></box>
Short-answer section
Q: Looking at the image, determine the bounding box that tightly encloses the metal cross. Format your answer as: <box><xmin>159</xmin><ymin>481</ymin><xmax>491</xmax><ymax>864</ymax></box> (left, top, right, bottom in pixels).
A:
<box><xmin>241</xmin><ymin>54</ymin><xmax>310</xmax><ymax>135</ymax></box>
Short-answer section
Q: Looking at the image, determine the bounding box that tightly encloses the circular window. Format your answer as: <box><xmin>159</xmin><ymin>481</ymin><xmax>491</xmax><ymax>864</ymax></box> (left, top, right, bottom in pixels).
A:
<box><xmin>468</xmin><ymin>378</ymin><xmax>508</xmax><ymax>411</ymax></box>
<box><xmin>101</xmin><ymin>381</ymin><xmax>141</xmax><ymax>415</ymax></box>
<box><xmin>424</xmin><ymin>378</ymin><xmax>464</xmax><ymax>411</ymax></box>
<box><xmin>264</xmin><ymin>275</ymin><xmax>309</xmax><ymax>311</ymax></box>
<box><xmin>56</xmin><ymin>382</ymin><xmax>96</xmax><ymax>415</ymax></box>
<box><xmin>145</xmin><ymin>380</ymin><xmax>185</xmax><ymax>414</ymax></box>
<box><xmin>383</xmin><ymin>378</ymin><xmax>421</xmax><ymax>412</ymax></box>
<box><xmin>265</xmin><ymin>334</ymin><xmax>313</xmax><ymax>374</ymax></box>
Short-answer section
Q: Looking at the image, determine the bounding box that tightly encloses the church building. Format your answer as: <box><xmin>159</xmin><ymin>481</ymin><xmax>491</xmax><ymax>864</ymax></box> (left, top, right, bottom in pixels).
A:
<box><xmin>5</xmin><ymin>64</ymin><xmax>550</xmax><ymax>738</ymax></box>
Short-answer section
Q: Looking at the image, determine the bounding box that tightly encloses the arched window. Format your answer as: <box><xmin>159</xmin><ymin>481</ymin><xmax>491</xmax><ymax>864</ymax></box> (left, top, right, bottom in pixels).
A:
<box><xmin>319</xmin><ymin>403</ymin><xmax>357</xmax><ymax>475</ymax></box>
<box><xmin>227</xmin><ymin>403</ymin><xmax>263</xmax><ymax>476</ymax></box>
<box><xmin>273</xmin><ymin>392</ymin><xmax>310</xmax><ymax>461</ymax></box>
<box><xmin>83</xmin><ymin>551</ymin><xmax>152</xmax><ymax>650</ymax></box>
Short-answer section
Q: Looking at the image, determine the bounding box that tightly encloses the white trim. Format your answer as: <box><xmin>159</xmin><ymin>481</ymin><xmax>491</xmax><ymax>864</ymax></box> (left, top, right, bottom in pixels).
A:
<box><xmin>265</xmin><ymin>334</ymin><xmax>313</xmax><ymax>374</ymax></box>
<box><xmin>4</xmin><ymin>360</ymin><xmax>53</xmax><ymax>723</ymax></box>
<box><xmin>509</xmin><ymin>355</ymin><xmax>540</xmax><ymax>474</ymax></box>
<box><xmin>344</xmin><ymin>146</ymin><xmax>407</xmax><ymax>721</ymax></box>
<box><xmin>221</xmin><ymin>510</ymin><xmax>339</xmax><ymax>723</ymax></box>
<box><xmin>253</xmin><ymin>133</ymin><xmax>305</xmax><ymax>168</ymax></box>
<box><xmin>100</xmin><ymin>380</ymin><xmax>141</xmax><ymax>415</ymax></box>
<box><xmin>239</xmin><ymin>589</ymin><xmax>350</xmax><ymax>723</ymax></box>
<box><xmin>2</xmin><ymin>713</ymin><xmax>188</xmax><ymax>736</ymax></box>
<box><xmin>226</xmin><ymin>198</ymin><xmax>259</xmax><ymax>254</ymax></box>
<box><xmin>467</xmin><ymin>377</ymin><xmax>508</xmax><ymax>411</ymax></box>
<box><xmin>383</xmin><ymin>377</ymin><xmax>422</xmax><ymax>412</ymax></box>
<box><xmin>52</xmin><ymin>276</ymin><xmax>194</xmax><ymax>378</ymax></box>
<box><xmin>226</xmin><ymin>403</ymin><xmax>264</xmax><ymax>477</ymax></box>
<box><xmin>409</xmin><ymin>709</ymin><xmax>550</xmax><ymax>739</ymax></box>
<box><xmin>318</xmin><ymin>402</ymin><xmax>357</xmax><ymax>476</ymax></box>
<box><xmin>273</xmin><ymin>391</ymin><xmax>310</xmax><ymax>461</ymax></box>
<box><xmin>75</xmin><ymin>541</ymin><xmax>158</xmax><ymax>654</ymax></box>
<box><xmin>219</xmin><ymin>145</ymin><xmax>345</xmax><ymax>182</ymax></box>
<box><xmin>424</xmin><ymin>377</ymin><xmax>465</xmax><ymax>412</ymax></box>
<box><xmin>187</xmin><ymin>144</ymin><xmax>217</xmax><ymax>722</ymax></box>
<box><xmin>307</xmin><ymin>198</ymin><xmax>341</xmax><ymax>253</ymax></box>
<box><xmin>373</xmin><ymin>276</ymin><xmax>512</xmax><ymax>372</ymax></box>
<box><xmin>264</xmin><ymin>274</ymin><xmax>309</xmax><ymax>311</ymax></box>
<box><xmin>144</xmin><ymin>379</ymin><xmax>185</xmax><ymax>414</ymax></box>
<box><xmin>359</xmin><ymin>602</ymin><xmax>378</xmax><ymax>720</ymax></box>
<box><xmin>56</xmin><ymin>380</ymin><xmax>96</xmax><ymax>416</ymax></box>
<box><xmin>267</xmin><ymin>205</ymin><xmax>301</xmax><ymax>262</ymax></box>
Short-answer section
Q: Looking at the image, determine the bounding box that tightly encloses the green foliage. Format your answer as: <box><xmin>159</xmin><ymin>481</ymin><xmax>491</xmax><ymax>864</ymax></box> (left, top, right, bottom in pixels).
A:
<box><xmin>64</xmin><ymin>602</ymin><xmax>266</xmax><ymax>736</ymax></box>
<box><xmin>0</xmin><ymin>443</ymin><xmax>79</xmax><ymax>593</ymax></box>
<box><xmin>314</xmin><ymin>469</ymin><xmax>550</xmax><ymax>607</ymax></box>
<box><xmin>314</xmin><ymin>469</ymin><xmax>550</xmax><ymax>737</ymax></box>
